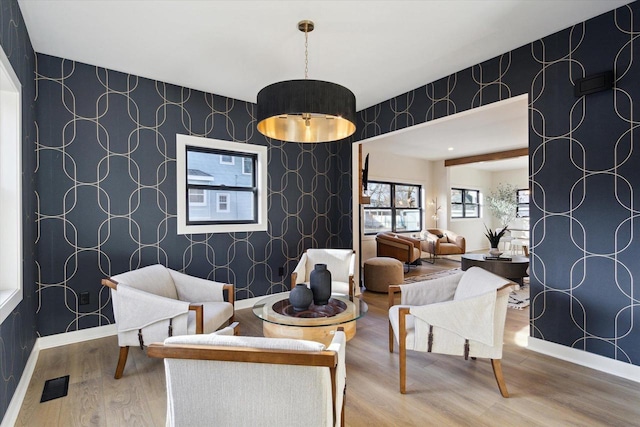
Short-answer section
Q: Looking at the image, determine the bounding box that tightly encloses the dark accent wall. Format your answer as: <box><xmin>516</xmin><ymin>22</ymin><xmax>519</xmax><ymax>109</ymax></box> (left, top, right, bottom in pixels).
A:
<box><xmin>34</xmin><ymin>54</ymin><xmax>352</xmax><ymax>337</ymax></box>
<box><xmin>0</xmin><ymin>0</ymin><xmax>37</xmax><ymax>421</ymax></box>
<box><xmin>356</xmin><ymin>2</ymin><xmax>640</xmax><ymax>365</ymax></box>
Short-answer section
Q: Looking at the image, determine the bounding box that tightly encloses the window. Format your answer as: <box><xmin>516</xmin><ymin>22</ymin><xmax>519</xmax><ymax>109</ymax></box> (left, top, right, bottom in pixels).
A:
<box><xmin>451</xmin><ymin>188</ymin><xmax>480</xmax><ymax>218</ymax></box>
<box><xmin>189</xmin><ymin>189</ymin><xmax>205</xmax><ymax>205</ymax></box>
<box><xmin>176</xmin><ymin>135</ymin><xmax>267</xmax><ymax>234</ymax></box>
<box><xmin>217</xmin><ymin>193</ymin><xmax>230</xmax><ymax>212</ymax></box>
<box><xmin>517</xmin><ymin>188</ymin><xmax>530</xmax><ymax>218</ymax></box>
<box><xmin>220</xmin><ymin>155</ymin><xmax>234</xmax><ymax>165</ymax></box>
<box><xmin>242</xmin><ymin>158</ymin><xmax>252</xmax><ymax>175</ymax></box>
<box><xmin>0</xmin><ymin>44</ymin><xmax>22</xmax><ymax>324</ymax></box>
<box><xmin>363</xmin><ymin>181</ymin><xmax>422</xmax><ymax>234</ymax></box>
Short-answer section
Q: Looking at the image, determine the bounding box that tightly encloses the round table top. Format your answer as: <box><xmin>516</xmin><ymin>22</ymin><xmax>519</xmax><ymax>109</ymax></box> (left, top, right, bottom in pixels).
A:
<box><xmin>252</xmin><ymin>292</ymin><xmax>368</xmax><ymax>328</ymax></box>
<box><xmin>461</xmin><ymin>253</ymin><xmax>529</xmax><ymax>264</ymax></box>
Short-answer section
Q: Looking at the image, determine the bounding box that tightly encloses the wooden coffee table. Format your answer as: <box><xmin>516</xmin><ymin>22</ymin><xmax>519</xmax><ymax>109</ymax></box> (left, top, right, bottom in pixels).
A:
<box><xmin>252</xmin><ymin>292</ymin><xmax>367</xmax><ymax>345</ymax></box>
<box><xmin>461</xmin><ymin>253</ymin><xmax>529</xmax><ymax>285</ymax></box>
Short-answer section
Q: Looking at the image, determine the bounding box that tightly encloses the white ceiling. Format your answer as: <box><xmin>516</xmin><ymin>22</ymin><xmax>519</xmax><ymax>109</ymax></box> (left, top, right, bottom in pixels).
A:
<box><xmin>19</xmin><ymin>0</ymin><xmax>630</xmax><ymax>112</ymax></box>
<box><xmin>18</xmin><ymin>0</ymin><xmax>629</xmax><ymax>169</ymax></box>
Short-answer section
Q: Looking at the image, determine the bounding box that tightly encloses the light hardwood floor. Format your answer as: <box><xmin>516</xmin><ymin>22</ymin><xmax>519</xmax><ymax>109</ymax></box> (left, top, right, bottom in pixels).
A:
<box><xmin>16</xmin><ymin>259</ymin><xmax>640</xmax><ymax>426</ymax></box>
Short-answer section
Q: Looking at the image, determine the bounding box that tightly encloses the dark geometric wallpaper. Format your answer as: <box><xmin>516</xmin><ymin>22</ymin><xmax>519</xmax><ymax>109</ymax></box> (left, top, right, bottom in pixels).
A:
<box><xmin>0</xmin><ymin>0</ymin><xmax>37</xmax><ymax>421</ymax></box>
<box><xmin>34</xmin><ymin>54</ymin><xmax>352</xmax><ymax>337</ymax></box>
<box><xmin>356</xmin><ymin>2</ymin><xmax>640</xmax><ymax>365</ymax></box>
<box><xmin>2</xmin><ymin>1</ymin><xmax>639</xmax><ymax>422</ymax></box>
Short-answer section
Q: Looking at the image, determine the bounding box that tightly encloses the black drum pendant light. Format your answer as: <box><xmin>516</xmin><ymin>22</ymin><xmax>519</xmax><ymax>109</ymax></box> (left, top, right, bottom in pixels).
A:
<box><xmin>257</xmin><ymin>20</ymin><xmax>356</xmax><ymax>143</ymax></box>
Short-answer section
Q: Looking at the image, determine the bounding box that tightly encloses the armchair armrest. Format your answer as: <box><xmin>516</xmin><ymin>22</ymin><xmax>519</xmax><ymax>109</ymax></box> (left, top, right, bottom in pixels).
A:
<box><xmin>189</xmin><ymin>303</ymin><xmax>204</xmax><ymax>334</ymax></box>
<box><xmin>388</xmin><ymin>285</ymin><xmax>402</xmax><ymax>309</ymax></box>
<box><xmin>169</xmin><ymin>269</ymin><xmax>231</xmax><ymax>303</ymax></box>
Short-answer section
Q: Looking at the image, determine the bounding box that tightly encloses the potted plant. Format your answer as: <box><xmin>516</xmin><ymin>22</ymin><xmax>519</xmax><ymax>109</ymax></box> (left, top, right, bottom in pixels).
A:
<box><xmin>484</xmin><ymin>224</ymin><xmax>507</xmax><ymax>255</ymax></box>
<box><xmin>486</xmin><ymin>183</ymin><xmax>518</xmax><ymax>229</ymax></box>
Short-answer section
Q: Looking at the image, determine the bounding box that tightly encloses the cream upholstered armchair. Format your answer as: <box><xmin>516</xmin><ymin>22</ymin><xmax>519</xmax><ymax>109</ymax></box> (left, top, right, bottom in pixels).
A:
<box><xmin>292</xmin><ymin>249</ymin><xmax>356</xmax><ymax>297</ymax></box>
<box><xmin>148</xmin><ymin>326</ymin><xmax>347</xmax><ymax>427</ymax></box>
<box><xmin>102</xmin><ymin>264</ymin><xmax>234</xmax><ymax>378</ymax></box>
<box><xmin>421</xmin><ymin>228</ymin><xmax>465</xmax><ymax>263</ymax></box>
<box><xmin>388</xmin><ymin>267</ymin><xmax>516</xmax><ymax>397</ymax></box>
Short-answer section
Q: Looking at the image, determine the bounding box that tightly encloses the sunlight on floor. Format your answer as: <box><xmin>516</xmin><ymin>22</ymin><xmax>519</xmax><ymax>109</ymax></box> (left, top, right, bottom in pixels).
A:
<box><xmin>514</xmin><ymin>325</ymin><xmax>530</xmax><ymax>347</ymax></box>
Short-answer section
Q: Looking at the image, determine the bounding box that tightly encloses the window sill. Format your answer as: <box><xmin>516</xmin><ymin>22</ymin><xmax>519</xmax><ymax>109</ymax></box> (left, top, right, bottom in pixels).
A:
<box><xmin>0</xmin><ymin>289</ymin><xmax>22</xmax><ymax>324</ymax></box>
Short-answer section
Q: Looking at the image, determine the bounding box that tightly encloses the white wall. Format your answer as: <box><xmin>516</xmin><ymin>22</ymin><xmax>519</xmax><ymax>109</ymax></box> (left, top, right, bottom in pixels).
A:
<box><xmin>448</xmin><ymin>165</ymin><xmax>493</xmax><ymax>251</ymax></box>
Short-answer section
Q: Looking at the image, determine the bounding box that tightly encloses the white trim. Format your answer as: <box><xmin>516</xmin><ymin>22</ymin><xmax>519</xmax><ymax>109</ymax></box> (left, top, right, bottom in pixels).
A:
<box><xmin>527</xmin><ymin>336</ymin><xmax>640</xmax><ymax>383</ymax></box>
<box><xmin>1</xmin><ymin>341</ymin><xmax>38</xmax><ymax>427</ymax></box>
<box><xmin>176</xmin><ymin>135</ymin><xmax>268</xmax><ymax>234</ymax></box>
<box><xmin>38</xmin><ymin>324</ymin><xmax>117</xmax><ymax>349</ymax></box>
<box><xmin>0</xmin><ymin>40</ymin><xmax>23</xmax><ymax>325</ymax></box>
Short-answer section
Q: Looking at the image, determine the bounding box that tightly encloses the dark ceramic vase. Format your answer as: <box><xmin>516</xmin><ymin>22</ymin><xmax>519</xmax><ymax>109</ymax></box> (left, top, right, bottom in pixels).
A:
<box><xmin>289</xmin><ymin>283</ymin><xmax>313</xmax><ymax>312</ymax></box>
<box><xmin>310</xmin><ymin>263</ymin><xmax>332</xmax><ymax>305</ymax></box>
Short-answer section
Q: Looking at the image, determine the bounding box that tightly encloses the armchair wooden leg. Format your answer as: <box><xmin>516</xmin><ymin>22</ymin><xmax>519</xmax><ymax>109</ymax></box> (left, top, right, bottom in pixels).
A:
<box><xmin>388</xmin><ymin>321</ymin><xmax>394</xmax><ymax>353</ymax></box>
<box><xmin>399</xmin><ymin>308</ymin><xmax>409</xmax><ymax>394</ymax></box>
<box><xmin>491</xmin><ymin>359</ymin><xmax>509</xmax><ymax>398</ymax></box>
<box><xmin>115</xmin><ymin>346</ymin><xmax>129</xmax><ymax>379</ymax></box>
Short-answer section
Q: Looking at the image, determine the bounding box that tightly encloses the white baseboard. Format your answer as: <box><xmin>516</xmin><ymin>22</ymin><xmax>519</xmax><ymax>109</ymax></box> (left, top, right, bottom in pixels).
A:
<box><xmin>2</xmin><ymin>324</ymin><xmax>118</xmax><ymax>425</ymax></box>
<box><xmin>38</xmin><ymin>324</ymin><xmax>117</xmax><ymax>349</ymax></box>
<box><xmin>527</xmin><ymin>337</ymin><xmax>640</xmax><ymax>383</ymax></box>
<box><xmin>1</xmin><ymin>342</ymin><xmax>39</xmax><ymax>427</ymax></box>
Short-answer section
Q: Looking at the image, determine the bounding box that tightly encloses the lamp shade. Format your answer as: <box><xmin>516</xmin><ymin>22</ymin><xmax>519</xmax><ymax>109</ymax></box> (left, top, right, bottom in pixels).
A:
<box><xmin>257</xmin><ymin>79</ymin><xmax>356</xmax><ymax>143</ymax></box>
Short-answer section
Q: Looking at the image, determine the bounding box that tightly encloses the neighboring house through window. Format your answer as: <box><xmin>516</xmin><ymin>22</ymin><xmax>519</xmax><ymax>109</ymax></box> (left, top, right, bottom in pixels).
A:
<box><xmin>217</xmin><ymin>193</ymin><xmax>230</xmax><ymax>212</ymax></box>
<box><xmin>242</xmin><ymin>157</ymin><xmax>252</xmax><ymax>175</ymax></box>
<box><xmin>176</xmin><ymin>135</ymin><xmax>268</xmax><ymax>234</ymax></box>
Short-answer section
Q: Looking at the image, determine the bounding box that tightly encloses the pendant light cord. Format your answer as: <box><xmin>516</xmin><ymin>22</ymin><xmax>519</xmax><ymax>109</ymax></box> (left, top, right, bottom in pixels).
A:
<box><xmin>304</xmin><ymin>24</ymin><xmax>309</xmax><ymax>79</ymax></box>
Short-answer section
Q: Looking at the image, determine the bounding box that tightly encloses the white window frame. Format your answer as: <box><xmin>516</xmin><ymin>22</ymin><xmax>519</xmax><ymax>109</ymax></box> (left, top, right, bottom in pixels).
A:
<box><xmin>217</xmin><ymin>192</ymin><xmax>230</xmax><ymax>213</ymax></box>
<box><xmin>0</xmin><ymin>44</ymin><xmax>22</xmax><ymax>324</ymax></box>
<box><xmin>176</xmin><ymin>135</ymin><xmax>268</xmax><ymax>234</ymax></box>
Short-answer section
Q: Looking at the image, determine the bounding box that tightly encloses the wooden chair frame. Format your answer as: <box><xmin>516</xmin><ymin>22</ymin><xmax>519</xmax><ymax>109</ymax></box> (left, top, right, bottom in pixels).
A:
<box><xmin>388</xmin><ymin>284</ymin><xmax>510</xmax><ymax>397</ymax></box>
<box><xmin>148</xmin><ymin>328</ymin><xmax>345</xmax><ymax>426</ymax></box>
<box><xmin>102</xmin><ymin>277</ymin><xmax>235</xmax><ymax>379</ymax></box>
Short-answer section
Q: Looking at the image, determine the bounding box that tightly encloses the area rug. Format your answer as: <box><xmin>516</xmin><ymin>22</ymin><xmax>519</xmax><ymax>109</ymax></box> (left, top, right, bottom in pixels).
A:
<box><xmin>403</xmin><ymin>268</ymin><xmax>530</xmax><ymax>309</ymax></box>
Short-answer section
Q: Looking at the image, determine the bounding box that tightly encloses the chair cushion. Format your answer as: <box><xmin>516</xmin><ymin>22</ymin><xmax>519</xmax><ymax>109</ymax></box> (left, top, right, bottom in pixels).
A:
<box><xmin>112</xmin><ymin>264</ymin><xmax>178</xmax><ymax>300</ymax></box>
<box><xmin>166</xmin><ymin>332</ymin><xmax>326</xmax><ymax>352</ymax></box>
<box><xmin>305</xmin><ymin>249</ymin><xmax>353</xmax><ymax>282</ymax></box>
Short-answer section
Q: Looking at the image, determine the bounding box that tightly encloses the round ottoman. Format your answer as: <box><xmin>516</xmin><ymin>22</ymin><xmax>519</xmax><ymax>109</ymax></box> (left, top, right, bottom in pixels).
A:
<box><xmin>364</xmin><ymin>257</ymin><xmax>404</xmax><ymax>293</ymax></box>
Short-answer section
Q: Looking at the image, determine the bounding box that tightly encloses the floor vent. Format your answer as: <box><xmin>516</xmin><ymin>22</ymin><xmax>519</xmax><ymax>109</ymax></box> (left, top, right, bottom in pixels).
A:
<box><xmin>40</xmin><ymin>375</ymin><xmax>69</xmax><ymax>402</ymax></box>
